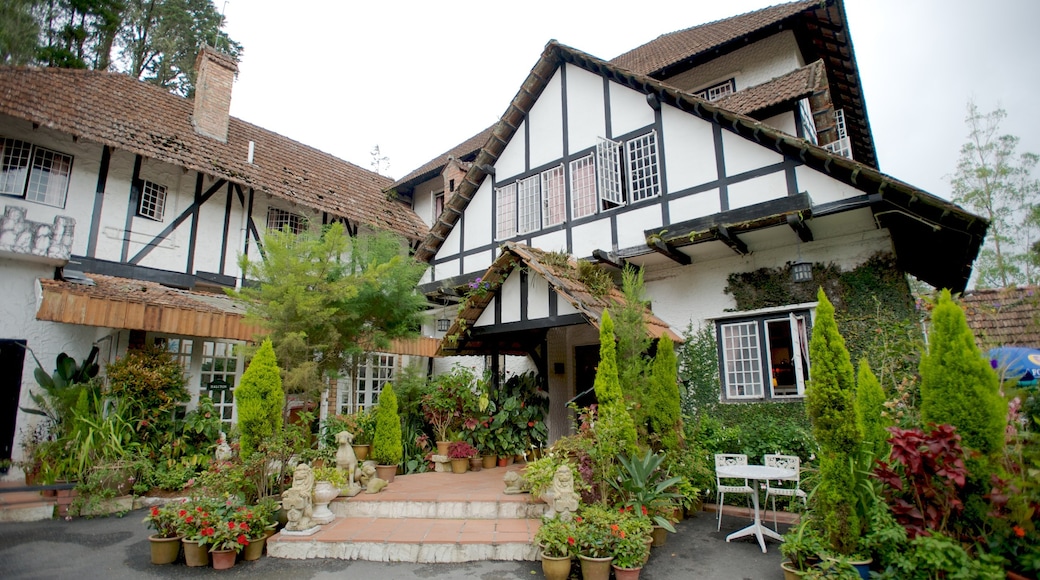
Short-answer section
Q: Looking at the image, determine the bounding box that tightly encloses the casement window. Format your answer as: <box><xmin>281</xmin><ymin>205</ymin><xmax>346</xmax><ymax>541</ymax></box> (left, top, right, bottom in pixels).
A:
<box><xmin>517</xmin><ymin>175</ymin><xmax>541</xmax><ymax>234</ymax></box>
<box><xmin>716</xmin><ymin>308</ymin><xmax>812</xmax><ymax>401</ymax></box>
<box><xmin>340</xmin><ymin>353</ymin><xmax>396</xmax><ymax>413</ymax></box>
<box><xmin>541</xmin><ymin>164</ymin><xmax>566</xmax><ymax>227</ymax></box>
<box><xmin>0</xmin><ymin>137</ymin><xmax>73</xmax><ymax>208</ymax></box>
<box><xmin>693</xmin><ymin>78</ymin><xmax>735</xmax><ymax>102</ymax></box>
<box><xmin>570</xmin><ymin>155</ymin><xmax>597</xmax><ymax>219</ymax></box>
<box><xmin>266</xmin><ymin>207</ymin><xmax>307</xmax><ymax>234</ymax></box>
<box><xmin>433</xmin><ymin>190</ymin><xmax>445</xmax><ymax>221</ymax></box>
<box><xmin>200</xmin><ymin>340</ymin><xmax>241</xmax><ymax>428</ymax></box>
<box><xmin>798</xmin><ymin>98</ymin><xmax>818</xmax><ymax>146</ymax></box>
<box><xmin>596</xmin><ymin>137</ymin><xmax>624</xmax><ymax>208</ymax></box>
<box><xmin>495</xmin><ymin>182</ymin><xmax>517</xmax><ymax>240</ymax></box>
<box><xmin>625</xmin><ymin>131</ymin><xmax>660</xmax><ymax>203</ymax></box>
<box><xmin>138</xmin><ymin>180</ymin><xmax>167</xmax><ymax>221</ymax></box>
<box><xmin>823</xmin><ymin>109</ymin><xmax>852</xmax><ymax>159</ymax></box>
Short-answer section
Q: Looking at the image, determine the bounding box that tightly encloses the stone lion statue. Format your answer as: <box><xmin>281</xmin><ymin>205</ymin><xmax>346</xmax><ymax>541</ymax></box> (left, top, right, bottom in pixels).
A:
<box><xmin>541</xmin><ymin>464</ymin><xmax>580</xmax><ymax>522</ymax></box>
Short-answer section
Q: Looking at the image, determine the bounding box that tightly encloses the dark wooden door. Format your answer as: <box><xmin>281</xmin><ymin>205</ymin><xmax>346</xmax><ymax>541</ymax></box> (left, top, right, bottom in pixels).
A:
<box><xmin>0</xmin><ymin>340</ymin><xmax>27</xmax><ymax>461</ymax></box>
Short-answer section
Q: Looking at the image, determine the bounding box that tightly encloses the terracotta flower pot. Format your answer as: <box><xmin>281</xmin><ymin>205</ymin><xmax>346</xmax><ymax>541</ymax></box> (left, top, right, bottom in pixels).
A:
<box><xmin>482</xmin><ymin>455</ymin><xmax>497</xmax><ymax>469</ymax></box>
<box><xmin>351</xmin><ymin>444</ymin><xmax>370</xmax><ymax>461</ymax></box>
<box><xmin>469</xmin><ymin>456</ymin><xmax>482</xmax><ymax>472</ymax></box>
<box><xmin>210</xmin><ymin>548</ymin><xmax>236</xmax><ymax>570</ymax></box>
<box><xmin>148</xmin><ymin>534</ymin><xmax>182</xmax><ymax>565</ymax></box>
<box><xmin>612</xmin><ymin>564</ymin><xmax>643</xmax><ymax>580</ymax></box>
<box><xmin>436</xmin><ymin>441</ymin><xmax>451</xmax><ymax>456</ymax></box>
<box><xmin>375</xmin><ymin>464</ymin><xmax>397</xmax><ymax>483</ymax></box>
<box><xmin>497</xmin><ymin>456</ymin><xmax>508</xmax><ymax>467</ymax></box>
<box><xmin>579</xmin><ymin>555</ymin><xmax>613</xmax><ymax>580</ymax></box>
<box><xmin>541</xmin><ymin>553</ymin><xmax>572</xmax><ymax>580</ymax></box>
<box><xmin>182</xmin><ymin>538</ymin><xmax>209</xmax><ymax>567</ymax></box>
<box><xmin>450</xmin><ymin>458</ymin><xmax>469</xmax><ymax>474</ymax></box>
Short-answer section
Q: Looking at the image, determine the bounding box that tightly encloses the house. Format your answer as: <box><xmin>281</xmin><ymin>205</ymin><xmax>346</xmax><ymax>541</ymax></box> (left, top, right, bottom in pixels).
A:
<box><xmin>412</xmin><ymin>0</ymin><xmax>987</xmax><ymax>441</ymax></box>
<box><xmin>961</xmin><ymin>286</ymin><xmax>1040</xmax><ymax>349</ymax></box>
<box><xmin>0</xmin><ymin>48</ymin><xmax>436</xmax><ymax>468</ymax></box>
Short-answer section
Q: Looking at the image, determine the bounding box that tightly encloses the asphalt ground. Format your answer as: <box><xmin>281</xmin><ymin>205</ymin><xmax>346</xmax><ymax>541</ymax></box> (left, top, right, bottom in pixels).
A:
<box><xmin>0</xmin><ymin>507</ymin><xmax>787</xmax><ymax>579</ymax></box>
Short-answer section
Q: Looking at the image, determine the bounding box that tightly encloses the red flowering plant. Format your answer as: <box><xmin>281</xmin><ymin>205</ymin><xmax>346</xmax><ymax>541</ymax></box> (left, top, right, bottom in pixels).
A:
<box><xmin>142</xmin><ymin>503</ymin><xmax>180</xmax><ymax>538</ymax></box>
<box><xmin>983</xmin><ymin>415</ymin><xmax>1040</xmax><ymax>575</ymax></box>
<box><xmin>572</xmin><ymin>504</ymin><xmax>623</xmax><ymax>559</ymax></box>
<box><xmin>533</xmin><ymin>517</ymin><xmax>577</xmax><ymax>558</ymax></box>
<box><xmin>201</xmin><ymin>518</ymin><xmax>251</xmax><ymax>553</ymax></box>
<box><xmin>612</xmin><ymin>507</ymin><xmax>653</xmax><ymax>569</ymax></box>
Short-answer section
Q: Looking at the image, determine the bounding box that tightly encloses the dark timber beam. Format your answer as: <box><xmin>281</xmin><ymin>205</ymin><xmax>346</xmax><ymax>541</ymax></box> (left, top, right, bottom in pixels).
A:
<box><xmin>592</xmin><ymin>249</ymin><xmax>632</xmax><ymax>271</ymax></box>
<box><xmin>715</xmin><ymin>225</ymin><xmax>749</xmax><ymax>256</ymax></box>
<box><xmin>786</xmin><ymin>213</ymin><xmax>814</xmax><ymax>242</ymax></box>
<box><xmin>648</xmin><ymin>239</ymin><xmax>692</xmax><ymax>266</ymax></box>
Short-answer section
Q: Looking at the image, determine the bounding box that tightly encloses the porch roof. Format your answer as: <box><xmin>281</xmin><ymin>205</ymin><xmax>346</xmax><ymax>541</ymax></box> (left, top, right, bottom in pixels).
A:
<box><xmin>36</xmin><ymin>273</ymin><xmax>441</xmax><ymax>356</ymax></box>
<box><xmin>436</xmin><ymin>242</ymin><xmax>681</xmax><ymax>357</ymax></box>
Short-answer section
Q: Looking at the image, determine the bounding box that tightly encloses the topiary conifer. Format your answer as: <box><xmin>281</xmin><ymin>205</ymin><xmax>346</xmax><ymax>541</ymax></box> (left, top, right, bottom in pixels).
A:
<box><xmin>371</xmin><ymin>384</ymin><xmax>403</xmax><ymax>466</ymax></box>
<box><xmin>855</xmin><ymin>359</ymin><xmax>889</xmax><ymax>461</ymax></box>
<box><xmin>235</xmin><ymin>338</ymin><xmax>284</xmax><ymax>457</ymax></box>
<box><xmin>594</xmin><ymin>310</ymin><xmax>639</xmax><ymax>459</ymax></box>
<box><xmin>647</xmin><ymin>334</ymin><xmax>683</xmax><ymax>453</ymax></box>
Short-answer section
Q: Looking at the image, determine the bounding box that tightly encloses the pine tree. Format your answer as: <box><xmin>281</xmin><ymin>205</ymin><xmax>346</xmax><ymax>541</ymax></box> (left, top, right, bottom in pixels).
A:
<box><xmin>855</xmin><ymin>359</ymin><xmax>889</xmax><ymax>461</ymax></box>
<box><xmin>805</xmin><ymin>288</ymin><xmax>862</xmax><ymax>555</ymax></box>
<box><xmin>235</xmin><ymin>338</ymin><xmax>284</xmax><ymax>457</ymax></box>
<box><xmin>920</xmin><ymin>290</ymin><xmax>1006</xmax><ymax>455</ymax></box>
<box><xmin>371</xmin><ymin>384</ymin><xmax>403</xmax><ymax>466</ymax></box>
<box><xmin>647</xmin><ymin>334</ymin><xmax>683</xmax><ymax>453</ymax></box>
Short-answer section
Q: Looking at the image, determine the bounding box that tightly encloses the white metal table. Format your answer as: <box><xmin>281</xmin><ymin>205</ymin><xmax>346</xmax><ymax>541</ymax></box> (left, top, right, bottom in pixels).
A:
<box><xmin>715</xmin><ymin>464</ymin><xmax>796</xmax><ymax>553</ymax></box>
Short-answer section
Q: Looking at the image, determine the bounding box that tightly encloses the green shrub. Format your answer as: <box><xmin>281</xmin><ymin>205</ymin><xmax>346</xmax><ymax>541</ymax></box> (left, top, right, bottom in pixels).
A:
<box><xmin>104</xmin><ymin>344</ymin><xmax>189</xmax><ymax>446</ymax></box>
<box><xmin>371</xmin><ymin>384</ymin><xmax>403</xmax><ymax>466</ymax></box>
<box><xmin>856</xmin><ymin>359</ymin><xmax>890</xmax><ymax>461</ymax></box>
<box><xmin>646</xmin><ymin>334</ymin><xmax>683</xmax><ymax>453</ymax></box>
<box><xmin>235</xmin><ymin>339</ymin><xmax>285</xmax><ymax>457</ymax></box>
<box><xmin>594</xmin><ymin>310</ymin><xmax>639</xmax><ymax>460</ymax></box>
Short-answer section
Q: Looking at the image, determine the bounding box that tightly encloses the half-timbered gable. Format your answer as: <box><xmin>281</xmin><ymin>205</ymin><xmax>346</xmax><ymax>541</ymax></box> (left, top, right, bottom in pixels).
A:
<box><xmin>416</xmin><ymin>36</ymin><xmax>984</xmax><ymax>435</ymax></box>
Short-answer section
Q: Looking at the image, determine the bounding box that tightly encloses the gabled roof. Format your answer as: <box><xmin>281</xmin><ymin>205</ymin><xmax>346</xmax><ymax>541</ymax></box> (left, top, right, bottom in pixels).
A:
<box><xmin>414</xmin><ymin>41</ymin><xmax>986</xmax><ymax>293</ymax></box>
<box><xmin>960</xmin><ymin>286</ymin><xmax>1040</xmax><ymax>348</ymax></box>
<box><xmin>610</xmin><ymin>0</ymin><xmax>877</xmax><ymax>169</ymax></box>
<box><xmin>0</xmin><ymin>67</ymin><xmax>428</xmax><ymax>241</ymax></box>
<box><xmin>389</xmin><ymin>125</ymin><xmax>494</xmax><ymax>192</ymax></box>
<box><xmin>438</xmin><ymin>242</ymin><xmax>681</xmax><ymax>356</ymax></box>
<box><xmin>714</xmin><ymin>59</ymin><xmax>825</xmax><ymax>116</ymax></box>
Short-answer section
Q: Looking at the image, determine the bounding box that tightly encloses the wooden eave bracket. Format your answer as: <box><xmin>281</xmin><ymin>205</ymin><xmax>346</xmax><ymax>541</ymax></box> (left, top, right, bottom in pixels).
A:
<box><xmin>647</xmin><ymin>239</ymin><xmax>692</xmax><ymax>265</ymax></box>
<box><xmin>591</xmin><ymin>249</ymin><xmax>633</xmax><ymax>271</ymax></box>
<box><xmin>714</xmin><ymin>225</ymin><xmax>749</xmax><ymax>256</ymax></box>
<box><xmin>786</xmin><ymin>213</ymin><xmax>814</xmax><ymax>242</ymax></box>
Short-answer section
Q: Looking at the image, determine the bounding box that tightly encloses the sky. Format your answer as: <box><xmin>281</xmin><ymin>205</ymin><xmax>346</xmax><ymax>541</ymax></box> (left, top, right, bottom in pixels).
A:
<box><xmin>221</xmin><ymin>0</ymin><xmax>1040</xmax><ymax>199</ymax></box>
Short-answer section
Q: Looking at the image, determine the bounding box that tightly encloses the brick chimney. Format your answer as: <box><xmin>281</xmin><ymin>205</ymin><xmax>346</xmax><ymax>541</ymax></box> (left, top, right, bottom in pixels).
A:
<box><xmin>192</xmin><ymin>47</ymin><xmax>238</xmax><ymax>142</ymax></box>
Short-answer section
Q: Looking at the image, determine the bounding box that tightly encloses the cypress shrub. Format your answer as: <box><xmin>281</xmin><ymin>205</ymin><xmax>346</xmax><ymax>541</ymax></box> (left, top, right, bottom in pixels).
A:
<box><xmin>371</xmin><ymin>384</ymin><xmax>403</xmax><ymax>466</ymax></box>
<box><xmin>594</xmin><ymin>310</ymin><xmax>640</xmax><ymax>460</ymax></box>
<box><xmin>647</xmin><ymin>334</ymin><xmax>683</xmax><ymax>453</ymax></box>
<box><xmin>919</xmin><ymin>289</ymin><xmax>1006</xmax><ymax>456</ymax></box>
<box><xmin>855</xmin><ymin>359</ymin><xmax>889</xmax><ymax>461</ymax></box>
<box><xmin>805</xmin><ymin>288</ymin><xmax>862</xmax><ymax>555</ymax></box>
<box><xmin>235</xmin><ymin>338</ymin><xmax>284</xmax><ymax>457</ymax></box>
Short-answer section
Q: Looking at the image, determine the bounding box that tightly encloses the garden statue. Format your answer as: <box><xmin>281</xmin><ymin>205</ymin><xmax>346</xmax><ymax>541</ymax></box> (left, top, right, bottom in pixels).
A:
<box><xmin>357</xmin><ymin>461</ymin><xmax>377</xmax><ymax>487</ymax></box>
<box><xmin>365</xmin><ymin>477</ymin><xmax>388</xmax><ymax>494</ymax></box>
<box><xmin>335</xmin><ymin>430</ymin><xmax>362</xmax><ymax>497</ymax></box>
<box><xmin>215</xmin><ymin>432</ymin><xmax>232</xmax><ymax>462</ymax></box>
<box><xmin>541</xmin><ymin>464</ymin><xmax>580</xmax><ymax>522</ymax></box>
<box><xmin>503</xmin><ymin>470</ymin><xmax>529</xmax><ymax>495</ymax></box>
<box><xmin>282</xmin><ymin>463</ymin><xmax>317</xmax><ymax>532</ymax></box>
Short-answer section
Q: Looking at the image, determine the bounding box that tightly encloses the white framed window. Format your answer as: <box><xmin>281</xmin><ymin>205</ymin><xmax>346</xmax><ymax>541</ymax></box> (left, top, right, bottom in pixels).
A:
<box><xmin>200</xmin><ymin>341</ymin><xmax>241</xmax><ymax>428</ymax></box>
<box><xmin>138</xmin><ymin>180</ymin><xmax>167</xmax><ymax>221</ymax></box>
<box><xmin>433</xmin><ymin>190</ymin><xmax>444</xmax><ymax>221</ymax></box>
<box><xmin>342</xmin><ymin>353</ymin><xmax>396</xmax><ymax>413</ymax></box>
<box><xmin>517</xmin><ymin>175</ymin><xmax>541</xmax><ymax>234</ymax></box>
<box><xmin>0</xmin><ymin>137</ymin><xmax>73</xmax><ymax>208</ymax></box>
<box><xmin>798</xmin><ymin>98</ymin><xmax>818</xmax><ymax>145</ymax></box>
<box><xmin>266</xmin><ymin>207</ymin><xmax>307</xmax><ymax>234</ymax></box>
<box><xmin>716</xmin><ymin>307</ymin><xmax>813</xmax><ymax>401</ymax></box>
<box><xmin>720</xmin><ymin>321</ymin><xmax>764</xmax><ymax>399</ymax></box>
<box><xmin>495</xmin><ymin>182</ymin><xmax>517</xmax><ymax>240</ymax></box>
<box><xmin>693</xmin><ymin>78</ymin><xmax>735</xmax><ymax>102</ymax></box>
<box><xmin>823</xmin><ymin>109</ymin><xmax>852</xmax><ymax>159</ymax></box>
<box><xmin>596</xmin><ymin>137</ymin><xmax>624</xmax><ymax>208</ymax></box>
<box><xmin>156</xmin><ymin>337</ymin><xmax>193</xmax><ymax>371</ymax></box>
<box><xmin>541</xmin><ymin>165</ymin><xmax>566</xmax><ymax>227</ymax></box>
<box><xmin>570</xmin><ymin>155</ymin><xmax>597</xmax><ymax>219</ymax></box>
<box><xmin>625</xmin><ymin>131</ymin><xmax>660</xmax><ymax>203</ymax></box>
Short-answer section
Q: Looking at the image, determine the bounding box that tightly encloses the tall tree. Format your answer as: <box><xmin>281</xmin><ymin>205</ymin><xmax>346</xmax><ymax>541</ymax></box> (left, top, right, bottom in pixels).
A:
<box><xmin>951</xmin><ymin>102</ymin><xmax>1040</xmax><ymax>288</ymax></box>
<box><xmin>0</xmin><ymin>0</ymin><xmax>41</xmax><ymax>65</ymax></box>
<box><xmin>233</xmin><ymin>223</ymin><xmax>428</xmax><ymax>402</ymax></box>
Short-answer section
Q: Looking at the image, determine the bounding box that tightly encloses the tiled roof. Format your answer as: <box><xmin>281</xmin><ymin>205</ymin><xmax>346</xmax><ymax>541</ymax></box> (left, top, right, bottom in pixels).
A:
<box><xmin>0</xmin><ymin>67</ymin><xmax>428</xmax><ymax>241</ymax></box>
<box><xmin>714</xmin><ymin>59</ymin><xmax>825</xmax><ymax>115</ymax></box>
<box><xmin>438</xmin><ymin>242</ymin><xmax>681</xmax><ymax>356</ymax></box>
<box><xmin>610</xmin><ymin>1</ymin><xmax>819</xmax><ymax>75</ymax></box>
<box><xmin>390</xmin><ymin>125</ymin><xmax>494</xmax><ymax>191</ymax></box>
<box><xmin>960</xmin><ymin>286</ymin><xmax>1040</xmax><ymax>348</ymax></box>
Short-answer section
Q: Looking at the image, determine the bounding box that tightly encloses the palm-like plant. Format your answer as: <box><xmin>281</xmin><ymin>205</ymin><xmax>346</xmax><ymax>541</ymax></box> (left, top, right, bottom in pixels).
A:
<box><xmin>609</xmin><ymin>450</ymin><xmax>683</xmax><ymax>532</ymax></box>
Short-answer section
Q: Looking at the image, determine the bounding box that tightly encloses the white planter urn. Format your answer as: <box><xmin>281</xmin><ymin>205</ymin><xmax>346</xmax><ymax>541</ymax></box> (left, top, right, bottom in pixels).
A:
<box><xmin>311</xmin><ymin>480</ymin><xmax>338</xmax><ymax>524</ymax></box>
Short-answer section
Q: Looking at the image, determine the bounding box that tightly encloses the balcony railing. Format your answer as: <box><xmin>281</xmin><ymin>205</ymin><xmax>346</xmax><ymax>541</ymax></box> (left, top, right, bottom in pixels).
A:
<box><xmin>0</xmin><ymin>205</ymin><xmax>75</xmax><ymax>265</ymax></box>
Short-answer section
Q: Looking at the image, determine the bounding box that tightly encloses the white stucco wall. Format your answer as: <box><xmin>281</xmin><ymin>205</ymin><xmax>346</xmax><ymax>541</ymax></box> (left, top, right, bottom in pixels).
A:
<box><xmin>565</xmin><ymin>65</ymin><xmax>607</xmax><ymax>154</ymax></box>
<box><xmin>664</xmin><ymin>31</ymin><xmax>804</xmax><ymax>94</ymax></box>
<box><xmin>528</xmin><ymin>71</ymin><xmax>564</xmax><ymax>169</ymax></box>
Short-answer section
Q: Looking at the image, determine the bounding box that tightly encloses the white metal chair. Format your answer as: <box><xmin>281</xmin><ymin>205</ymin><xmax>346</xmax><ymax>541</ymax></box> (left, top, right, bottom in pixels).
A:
<box><xmin>714</xmin><ymin>453</ymin><xmax>754</xmax><ymax>531</ymax></box>
<box><xmin>763</xmin><ymin>454</ymin><xmax>807</xmax><ymax>531</ymax></box>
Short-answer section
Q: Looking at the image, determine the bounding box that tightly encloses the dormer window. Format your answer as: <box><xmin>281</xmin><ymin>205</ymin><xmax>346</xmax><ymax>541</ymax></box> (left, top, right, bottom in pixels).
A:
<box><xmin>693</xmin><ymin>78</ymin><xmax>735</xmax><ymax>102</ymax></box>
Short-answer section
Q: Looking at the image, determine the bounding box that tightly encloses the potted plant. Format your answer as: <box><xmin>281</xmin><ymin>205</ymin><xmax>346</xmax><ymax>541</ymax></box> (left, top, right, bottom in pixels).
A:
<box><xmin>611</xmin><ymin>509</ymin><xmax>652</xmax><ymax>580</ymax></box>
<box><xmin>200</xmin><ymin>517</ymin><xmax>251</xmax><ymax>570</ymax></box>
<box><xmin>421</xmin><ymin>367</ymin><xmax>478</xmax><ymax>455</ymax></box>
<box><xmin>326</xmin><ymin>410</ymin><xmax>375</xmax><ymax>461</ymax></box>
<box><xmin>142</xmin><ymin>503</ymin><xmax>182</xmax><ymax>564</ymax></box>
<box><xmin>574</xmin><ymin>504</ymin><xmax>619</xmax><ymax>580</ymax></box>
<box><xmin>780</xmin><ymin>519</ymin><xmax>825</xmax><ymax>579</ymax></box>
<box><xmin>310</xmin><ymin>466</ymin><xmax>345</xmax><ymax>523</ymax></box>
<box><xmin>534</xmin><ymin>517</ymin><xmax>576</xmax><ymax>580</ymax></box>
<box><xmin>176</xmin><ymin>499</ymin><xmax>218</xmax><ymax>567</ymax></box>
<box><xmin>447</xmin><ymin>441</ymin><xmax>477</xmax><ymax>474</ymax></box>
<box><xmin>240</xmin><ymin>500</ymin><xmax>276</xmax><ymax>561</ymax></box>
<box><xmin>371</xmin><ymin>384</ymin><xmax>403</xmax><ymax>482</ymax></box>
<box><xmin>609</xmin><ymin>450</ymin><xmax>683</xmax><ymax>542</ymax></box>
